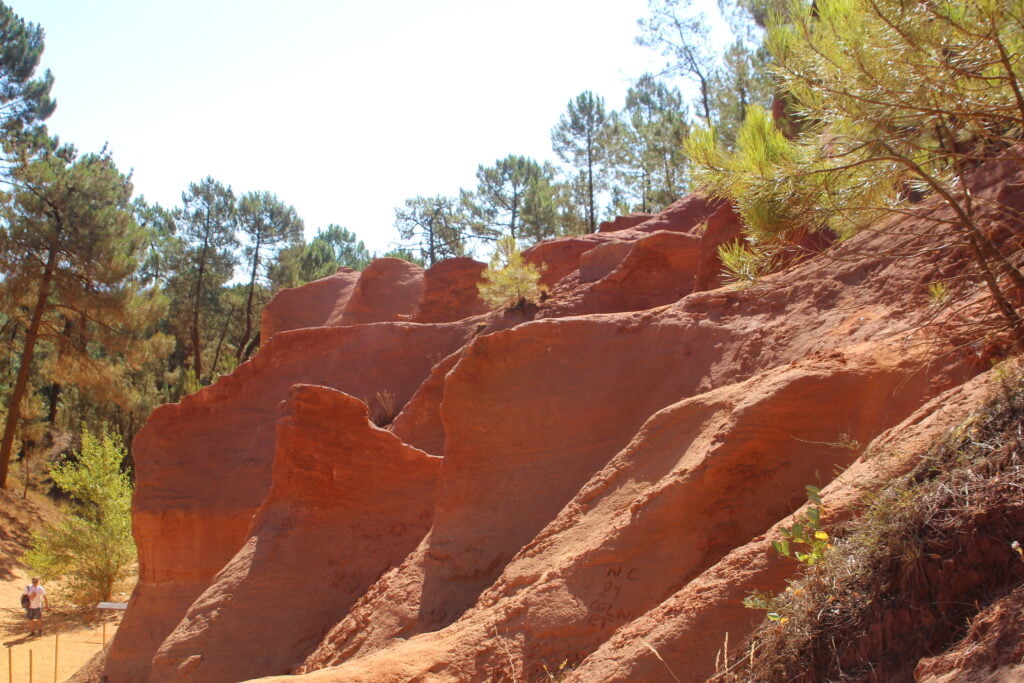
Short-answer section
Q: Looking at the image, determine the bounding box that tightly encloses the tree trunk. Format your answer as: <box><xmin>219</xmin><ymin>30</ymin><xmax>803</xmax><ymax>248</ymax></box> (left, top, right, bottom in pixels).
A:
<box><xmin>699</xmin><ymin>75</ymin><xmax>711</xmax><ymax>122</ymax></box>
<box><xmin>242</xmin><ymin>332</ymin><xmax>260</xmax><ymax>362</ymax></box>
<box><xmin>236</xmin><ymin>238</ymin><xmax>262</xmax><ymax>363</ymax></box>
<box><xmin>0</xmin><ymin>242</ymin><xmax>58</xmax><ymax>488</ymax></box>
<box><xmin>47</xmin><ymin>383</ymin><xmax>60</xmax><ymax>425</ymax></box>
<box><xmin>190</xmin><ymin>242</ymin><xmax>209</xmax><ymax>382</ymax></box>
<box><xmin>587</xmin><ymin>132</ymin><xmax>596</xmax><ymax>233</ymax></box>
<box><xmin>210</xmin><ymin>305</ymin><xmax>235</xmax><ymax>380</ymax></box>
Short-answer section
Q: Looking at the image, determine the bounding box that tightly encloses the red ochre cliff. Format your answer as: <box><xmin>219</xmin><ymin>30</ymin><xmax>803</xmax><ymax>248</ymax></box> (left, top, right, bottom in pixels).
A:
<box><xmin>87</xmin><ymin>156</ymin><xmax>1024</xmax><ymax>682</ymax></box>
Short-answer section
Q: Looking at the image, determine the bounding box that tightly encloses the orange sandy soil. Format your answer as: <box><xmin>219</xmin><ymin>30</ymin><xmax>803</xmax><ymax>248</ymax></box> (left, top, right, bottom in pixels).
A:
<box><xmin>0</xmin><ymin>488</ymin><xmax>125</xmax><ymax>683</ymax></box>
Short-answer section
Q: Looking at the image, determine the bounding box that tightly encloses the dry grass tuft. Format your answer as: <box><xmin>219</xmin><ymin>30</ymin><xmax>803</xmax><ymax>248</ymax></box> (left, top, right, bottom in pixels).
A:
<box><xmin>368</xmin><ymin>390</ymin><xmax>401</xmax><ymax>428</ymax></box>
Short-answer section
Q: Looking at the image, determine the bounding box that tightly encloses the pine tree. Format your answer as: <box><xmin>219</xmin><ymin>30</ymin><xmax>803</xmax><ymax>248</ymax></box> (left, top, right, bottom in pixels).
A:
<box><xmin>688</xmin><ymin>0</ymin><xmax>1024</xmax><ymax>347</ymax></box>
<box><xmin>176</xmin><ymin>177</ymin><xmax>237</xmax><ymax>382</ymax></box>
<box><xmin>0</xmin><ymin>143</ymin><xmax>144</xmax><ymax>488</ymax></box>
<box><xmin>235</xmin><ymin>191</ymin><xmax>303</xmax><ymax>362</ymax></box>
<box><xmin>551</xmin><ymin>91</ymin><xmax>614</xmax><ymax>233</ymax></box>
<box><xmin>613</xmin><ymin>75</ymin><xmax>690</xmax><ymax>212</ymax></box>
<box><xmin>709</xmin><ymin>40</ymin><xmax>775</xmax><ymax>148</ymax></box>
<box><xmin>637</xmin><ymin>0</ymin><xmax>719</xmax><ymax>122</ymax></box>
<box><xmin>462</xmin><ymin>155</ymin><xmax>561</xmax><ymax>246</ymax></box>
<box><xmin>394</xmin><ymin>195</ymin><xmax>467</xmax><ymax>266</ymax></box>
<box><xmin>0</xmin><ymin>2</ymin><xmax>55</xmax><ymax>142</ymax></box>
<box><xmin>477</xmin><ymin>237</ymin><xmax>544</xmax><ymax>309</ymax></box>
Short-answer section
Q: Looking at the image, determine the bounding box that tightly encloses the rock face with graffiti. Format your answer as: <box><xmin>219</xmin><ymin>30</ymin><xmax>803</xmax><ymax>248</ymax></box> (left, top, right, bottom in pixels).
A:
<box><xmin>86</xmin><ymin>162</ymin><xmax>1024</xmax><ymax>682</ymax></box>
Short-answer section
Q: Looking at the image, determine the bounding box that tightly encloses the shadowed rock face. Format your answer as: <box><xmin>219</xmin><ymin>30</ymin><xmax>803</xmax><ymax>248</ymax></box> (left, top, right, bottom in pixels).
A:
<box><xmin>98</xmin><ymin>161</ymin><xmax>1024</xmax><ymax>682</ymax></box>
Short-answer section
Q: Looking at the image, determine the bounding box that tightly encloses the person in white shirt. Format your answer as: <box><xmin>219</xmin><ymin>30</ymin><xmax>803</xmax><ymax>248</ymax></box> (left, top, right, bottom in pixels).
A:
<box><xmin>22</xmin><ymin>577</ymin><xmax>48</xmax><ymax>636</ymax></box>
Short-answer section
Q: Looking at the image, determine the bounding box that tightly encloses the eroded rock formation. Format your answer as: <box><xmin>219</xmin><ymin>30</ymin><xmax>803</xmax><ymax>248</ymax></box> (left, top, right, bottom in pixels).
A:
<box><xmin>96</xmin><ymin>158</ymin><xmax>1024</xmax><ymax>682</ymax></box>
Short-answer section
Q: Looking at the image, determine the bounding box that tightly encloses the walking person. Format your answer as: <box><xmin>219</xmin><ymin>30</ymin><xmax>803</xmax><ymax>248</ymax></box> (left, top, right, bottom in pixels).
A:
<box><xmin>22</xmin><ymin>577</ymin><xmax>48</xmax><ymax>636</ymax></box>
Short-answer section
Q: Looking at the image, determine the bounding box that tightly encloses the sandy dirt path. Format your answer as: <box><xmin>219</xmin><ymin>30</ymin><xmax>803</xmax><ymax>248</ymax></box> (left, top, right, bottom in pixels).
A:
<box><xmin>0</xmin><ymin>564</ymin><xmax>122</xmax><ymax>682</ymax></box>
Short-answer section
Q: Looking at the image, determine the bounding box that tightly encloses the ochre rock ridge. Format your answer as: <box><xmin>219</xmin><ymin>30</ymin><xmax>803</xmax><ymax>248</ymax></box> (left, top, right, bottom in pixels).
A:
<box><xmin>96</xmin><ymin>158</ymin><xmax>1024</xmax><ymax>682</ymax></box>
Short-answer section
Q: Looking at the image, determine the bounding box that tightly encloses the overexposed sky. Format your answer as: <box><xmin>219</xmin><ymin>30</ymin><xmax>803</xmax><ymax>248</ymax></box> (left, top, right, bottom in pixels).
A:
<box><xmin>25</xmin><ymin>0</ymin><xmax>676</xmax><ymax>254</ymax></box>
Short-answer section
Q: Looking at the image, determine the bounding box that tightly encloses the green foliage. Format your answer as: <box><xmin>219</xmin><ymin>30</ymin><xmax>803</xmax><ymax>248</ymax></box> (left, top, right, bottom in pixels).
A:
<box><xmin>743</xmin><ymin>485</ymin><xmax>830</xmax><ymax>625</ymax></box>
<box><xmin>742</xmin><ymin>590</ymin><xmax>791</xmax><ymax>624</ymax></box>
<box><xmin>926</xmin><ymin>281</ymin><xmax>950</xmax><ymax>307</ymax></box>
<box><xmin>717</xmin><ymin>239</ymin><xmax>770</xmax><ymax>285</ymax></box>
<box><xmin>378</xmin><ymin>247</ymin><xmax>426</xmax><ymax>266</ymax></box>
<box><xmin>637</xmin><ymin>0</ymin><xmax>776</xmax><ymax>148</ymax></box>
<box><xmin>709</xmin><ymin>41</ymin><xmax>775</xmax><ymax>148</ymax></box>
<box><xmin>23</xmin><ymin>426</ymin><xmax>136</xmax><ymax>605</ymax></box>
<box><xmin>773</xmin><ymin>485</ymin><xmax>830</xmax><ymax>567</ymax></box>
<box><xmin>462</xmin><ymin>155</ymin><xmax>562</xmax><ymax>246</ymax></box>
<box><xmin>0</xmin><ymin>1</ymin><xmax>55</xmax><ymax>141</ymax></box>
<box><xmin>728</xmin><ymin>366</ymin><xmax>1024</xmax><ymax>680</ymax></box>
<box><xmin>235</xmin><ymin>191</ymin><xmax>303</xmax><ymax>362</ymax></box>
<box><xmin>612</xmin><ymin>75</ymin><xmax>691</xmax><ymax>212</ymax></box>
<box><xmin>687</xmin><ymin>0</ymin><xmax>1024</xmax><ymax>346</ymax></box>
<box><xmin>478</xmin><ymin>237</ymin><xmax>544</xmax><ymax>309</ymax></box>
<box><xmin>637</xmin><ymin>0</ymin><xmax>719</xmax><ymax>122</ymax></box>
<box><xmin>0</xmin><ymin>143</ymin><xmax>146</xmax><ymax>487</ymax></box>
<box><xmin>269</xmin><ymin>224</ymin><xmax>372</xmax><ymax>288</ymax></box>
<box><xmin>305</xmin><ymin>224</ymin><xmax>371</xmax><ymax>274</ymax></box>
<box><xmin>175</xmin><ymin>177</ymin><xmax>237</xmax><ymax>382</ymax></box>
<box><xmin>181</xmin><ymin>367</ymin><xmax>201</xmax><ymax>396</ymax></box>
<box><xmin>686</xmin><ymin>105</ymin><xmax>808</xmax><ymax>241</ymax></box>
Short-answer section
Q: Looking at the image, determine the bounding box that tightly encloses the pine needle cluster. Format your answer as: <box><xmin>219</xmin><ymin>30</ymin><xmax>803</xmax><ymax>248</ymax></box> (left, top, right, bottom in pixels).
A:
<box><xmin>688</xmin><ymin>0</ymin><xmax>1024</xmax><ymax>345</ymax></box>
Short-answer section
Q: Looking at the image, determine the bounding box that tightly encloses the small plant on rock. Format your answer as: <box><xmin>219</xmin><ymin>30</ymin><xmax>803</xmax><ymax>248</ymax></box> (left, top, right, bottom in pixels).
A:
<box><xmin>743</xmin><ymin>486</ymin><xmax>832</xmax><ymax>623</ymax></box>
<box><xmin>369</xmin><ymin>390</ymin><xmax>400</xmax><ymax>427</ymax></box>
<box><xmin>478</xmin><ymin>236</ymin><xmax>545</xmax><ymax>310</ymax></box>
<box><xmin>772</xmin><ymin>485</ymin><xmax>831</xmax><ymax>567</ymax></box>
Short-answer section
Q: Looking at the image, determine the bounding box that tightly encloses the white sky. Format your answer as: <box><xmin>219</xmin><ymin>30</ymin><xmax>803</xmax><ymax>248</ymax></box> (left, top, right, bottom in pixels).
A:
<box><xmin>23</xmin><ymin>0</ymin><xmax>682</xmax><ymax>255</ymax></box>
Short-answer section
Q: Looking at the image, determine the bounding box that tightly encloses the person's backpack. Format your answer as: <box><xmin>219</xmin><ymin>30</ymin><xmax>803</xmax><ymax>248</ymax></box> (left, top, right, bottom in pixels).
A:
<box><xmin>20</xmin><ymin>589</ymin><xmax>29</xmax><ymax>609</ymax></box>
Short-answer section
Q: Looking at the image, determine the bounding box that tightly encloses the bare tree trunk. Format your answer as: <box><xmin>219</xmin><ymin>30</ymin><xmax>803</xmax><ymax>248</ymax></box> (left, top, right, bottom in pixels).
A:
<box><xmin>241</xmin><ymin>333</ymin><xmax>260</xmax><ymax>363</ymax></box>
<box><xmin>210</xmin><ymin>305</ymin><xmax>235</xmax><ymax>380</ymax></box>
<box><xmin>587</xmin><ymin>131</ymin><xmax>596</xmax><ymax>233</ymax></box>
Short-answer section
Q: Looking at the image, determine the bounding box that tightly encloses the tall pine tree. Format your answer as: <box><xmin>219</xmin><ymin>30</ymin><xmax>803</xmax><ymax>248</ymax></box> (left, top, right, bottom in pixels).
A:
<box><xmin>551</xmin><ymin>91</ymin><xmax>613</xmax><ymax>233</ymax></box>
<box><xmin>0</xmin><ymin>144</ymin><xmax>144</xmax><ymax>488</ymax></box>
<box><xmin>176</xmin><ymin>178</ymin><xmax>237</xmax><ymax>383</ymax></box>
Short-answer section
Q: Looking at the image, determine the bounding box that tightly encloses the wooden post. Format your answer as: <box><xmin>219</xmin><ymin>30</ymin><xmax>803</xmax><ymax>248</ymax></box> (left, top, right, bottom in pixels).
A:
<box><xmin>102</xmin><ymin>622</ymin><xmax>107</xmax><ymax>646</ymax></box>
<box><xmin>7</xmin><ymin>645</ymin><xmax>11</xmax><ymax>683</ymax></box>
<box><xmin>28</xmin><ymin>649</ymin><xmax>32</xmax><ymax>683</ymax></box>
<box><xmin>53</xmin><ymin>634</ymin><xmax>58</xmax><ymax>682</ymax></box>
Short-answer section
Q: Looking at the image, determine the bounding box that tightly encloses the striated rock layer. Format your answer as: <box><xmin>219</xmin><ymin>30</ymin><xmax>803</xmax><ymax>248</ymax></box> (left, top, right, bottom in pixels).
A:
<box><xmin>95</xmin><ymin>158</ymin><xmax>1024</xmax><ymax>682</ymax></box>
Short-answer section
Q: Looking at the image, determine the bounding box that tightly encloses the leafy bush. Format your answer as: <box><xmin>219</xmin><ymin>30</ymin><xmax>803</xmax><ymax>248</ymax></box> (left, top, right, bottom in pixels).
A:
<box><xmin>23</xmin><ymin>426</ymin><xmax>136</xmax><ymax>606</ymax></box>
